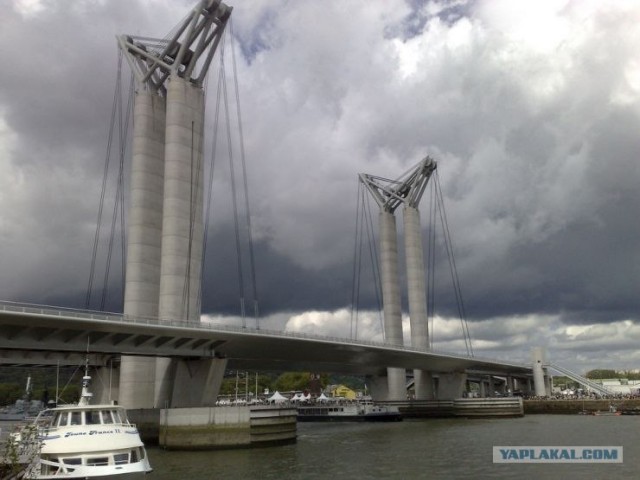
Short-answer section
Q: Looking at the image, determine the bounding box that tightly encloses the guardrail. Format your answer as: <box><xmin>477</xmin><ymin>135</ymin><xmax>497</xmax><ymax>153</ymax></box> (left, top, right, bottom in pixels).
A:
<box><xmin>0</xmin><ymin>300</ymin><xmax>530</xmax><ymax>369</ymax></box>
<box><xmin>546</xmin><ymin>363</ymin><xmax>614</xmax><ymax>396</ymax></box>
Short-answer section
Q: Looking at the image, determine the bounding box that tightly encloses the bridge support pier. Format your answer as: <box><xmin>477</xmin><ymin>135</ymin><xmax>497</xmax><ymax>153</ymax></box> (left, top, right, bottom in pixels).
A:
<box><xmin>379</xmin><ymin>211</ymin><xmax>407</xmax><ymax>401</ymax></box>
<box><xmin>119</xmin><ymin>88</ymin><xmax>167</xmax><ymax>409</ymax></box>
<box><xmin>506</xmin><ymin>375</ymin><xmax>514</xmax><ymax>395</ymax></box>
<box><xmin>366</xmin><ymin>372</ymin><xmax>402</xmax><ymax>401</ymax></box>
<box><xmin>91</xmin><ymin>364</ymin><xmax>120</xmax><ymax>405</ymax></box>
<box><xmin>403</xmin><ymin>206</ymin><xmax>433</xmax><ymax>400</ymax></box>
<box><xmin>171</xmin><ymin>358</ymin><xmax>228</xmax><ymax>407</ymax></box>
<box><xmin>532</xmin><ymin>347</ymin><xmax>547</xmax><ymax>397</ymax></box>
<box><xmin>158</xmin><ymin>75</ymin><xmax>205</xmax><ymax>323</ymax></box>
<box><xmin>437</xmin><ymin>372</ymin><xmax>467</xmax><ymax>399</ymax></box>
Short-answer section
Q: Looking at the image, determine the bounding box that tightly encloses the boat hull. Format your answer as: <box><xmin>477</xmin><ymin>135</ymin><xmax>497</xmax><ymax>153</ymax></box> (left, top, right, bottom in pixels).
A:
<box><xmin>297</xmin><ymin>403</ymin><xmax>402</xmax><ymax>422</ymax></box>
<box><xmin>297</xmin><ymin>412</ymin><xmax>402</xmax><ymax>422</ymax></box>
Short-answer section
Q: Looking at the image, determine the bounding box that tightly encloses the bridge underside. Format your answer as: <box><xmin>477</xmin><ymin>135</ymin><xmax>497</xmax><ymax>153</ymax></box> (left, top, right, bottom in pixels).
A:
<box><xmin>0</xmin><ymin>308</ymin><xmax>531</xmax><ymax>378</ymax></box>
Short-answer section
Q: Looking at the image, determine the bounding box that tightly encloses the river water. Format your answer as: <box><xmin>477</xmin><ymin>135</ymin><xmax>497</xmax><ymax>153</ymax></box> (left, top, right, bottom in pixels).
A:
<box><xmin>147</xmin><ymin>415</ymin><xmax>639</xmax><ymax>479</ymax></box>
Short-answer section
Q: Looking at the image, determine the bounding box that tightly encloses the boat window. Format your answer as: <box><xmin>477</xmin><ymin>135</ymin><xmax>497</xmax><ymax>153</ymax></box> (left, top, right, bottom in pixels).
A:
<box><xmin>111</xmin><ymin>410</ymin><xmax>123</xmax><ymax>424</ymax></box>
<box><xmin>86</xmin><ymin>410</ymin><xmax>100</xmax><ymax>425</ymax></box>
<box><xmin>114</xmin><ymin>453</ymin><xmax>129</xmax><ymax>465</ymax></box>
<box><xmin>59</xmin><ymin>412</ymin><xmax>70</xmax><ymax>426</ymax></box>
<box><xmin>131</xmin><ymin>449</ymin><xmax>139</xmax><ymax>463</ymax></box>
<box><xmin>70</xmin><ymin>411</ymin><xmax>82</xmax><ymax>425</ymax></box>
<box><xmin>52</xmin><ymin>413</ymin><xmax>63</xmax><ymax>427</ymax></box>
<box><xmin>100</xmin><ymin>410</ymin><xmax>113</xmax><ymax>424</ymax></box>
<box><xmin>87</xmin><ymin>457</ymin><xmax>109</xmax><ymax>466</ymax></box>
<box><xmin>62</xmin><ymin>458</ymin><xmax>82</xmax><ymax>465</ymax></box>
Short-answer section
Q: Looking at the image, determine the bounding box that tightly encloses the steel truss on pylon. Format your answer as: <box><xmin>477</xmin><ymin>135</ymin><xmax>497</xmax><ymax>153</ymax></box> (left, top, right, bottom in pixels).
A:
<box><xmin>117</xmin><ymin>0</ymin><xmax>232</xmax><ymax>93</ymax></box>
<box><xmin>359</xmin><ymin>156</ymin><xmax>437</xmax><ymax>213</ymax></box>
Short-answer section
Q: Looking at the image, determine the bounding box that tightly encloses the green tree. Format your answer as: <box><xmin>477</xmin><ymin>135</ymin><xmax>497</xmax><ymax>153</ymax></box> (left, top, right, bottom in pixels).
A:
<box><xmin>585</xmin><ymin>369</ymin><xmax>618</xmax><ymax>379</ymax></box>
<box><xmin>0</xmin><ymin>384</ymin><xmax>23</xmax><ymax>406</ymax></box>
<box><xmin>273</xmin><ymin>372</ymin><xmax>324</xmax><ymax>392</ymax></box>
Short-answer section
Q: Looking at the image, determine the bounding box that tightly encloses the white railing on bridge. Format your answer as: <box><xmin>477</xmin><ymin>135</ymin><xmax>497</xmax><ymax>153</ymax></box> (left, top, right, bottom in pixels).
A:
<box><xmin>0</xmin><ymin>300</ymin><xmax>528</xmax><ymax>369</ymax></box>
<box><xmin>546</xmin><ymin>363</ymin><xmax>614</xmax><ymax>396</ymax></box>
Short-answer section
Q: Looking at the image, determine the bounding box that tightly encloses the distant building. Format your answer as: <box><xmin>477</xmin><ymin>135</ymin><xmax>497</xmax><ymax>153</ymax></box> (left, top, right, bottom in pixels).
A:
<box><xmin>329</xmin><ymin>384</ymin><xmax>357</xmax><ymax>400</ymax></box>
<box><xmin>593</xmin><ymin>379</ymin><xmax>640</xmax><ymax>395</ymax></box>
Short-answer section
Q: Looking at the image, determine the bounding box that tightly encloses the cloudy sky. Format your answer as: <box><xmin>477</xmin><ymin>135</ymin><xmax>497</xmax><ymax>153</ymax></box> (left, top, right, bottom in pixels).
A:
<box><xmin>1</xmin><ymin>0</ymin><xmax>639</xmax><ymax>374</ymax></box>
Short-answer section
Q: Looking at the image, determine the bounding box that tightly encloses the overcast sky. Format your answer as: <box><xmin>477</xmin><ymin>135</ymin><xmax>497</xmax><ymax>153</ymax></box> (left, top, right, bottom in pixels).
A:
<box><xmin>1</xmin><ymin>0</ymin><xmax>639</xmax><ymax>374</ymax></box>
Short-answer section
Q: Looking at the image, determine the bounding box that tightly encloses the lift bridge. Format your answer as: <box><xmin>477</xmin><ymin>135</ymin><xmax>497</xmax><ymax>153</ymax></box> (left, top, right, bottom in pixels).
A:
<box><xmin>0</xmin><ymin>0</ymin><xmax>546</xmax><ymax>409</ymax></box>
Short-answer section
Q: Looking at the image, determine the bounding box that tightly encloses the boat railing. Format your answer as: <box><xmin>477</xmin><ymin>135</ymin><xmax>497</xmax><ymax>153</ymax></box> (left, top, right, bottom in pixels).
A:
<box><xmin>39</xmin><ymin>420</ymin><xmax>134</xmax><ymax>433</ymax></box>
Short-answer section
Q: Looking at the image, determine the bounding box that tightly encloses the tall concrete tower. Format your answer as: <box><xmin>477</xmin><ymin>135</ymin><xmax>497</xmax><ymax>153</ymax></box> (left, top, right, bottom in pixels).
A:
<box><xmin>117</xmin><ymin>0</ymin><xmax>232</xmax><ymax>408</ymax></box>
<box><xmin>360</xmin><ymin>157</ymin><xmax>437</xmax><ymax>400</ymax></box>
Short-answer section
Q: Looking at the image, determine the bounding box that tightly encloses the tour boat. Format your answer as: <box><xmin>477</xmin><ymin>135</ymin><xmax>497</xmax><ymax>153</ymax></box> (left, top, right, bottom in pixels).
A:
<box><xmin>15</xmin><ymin>372</ymin><xmax>152</xmax><ymax>479</ymax></box>
<box><xmin>297</xmin><ymin>400</ymin><xmax>402</xmax><ymax>422</ymax></box>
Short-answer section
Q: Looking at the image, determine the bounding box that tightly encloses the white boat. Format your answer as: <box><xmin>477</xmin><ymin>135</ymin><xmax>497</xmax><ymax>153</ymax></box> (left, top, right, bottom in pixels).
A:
<box><xmin>297</xmin><ymin>400</ymin><xmax>402</xmax><ymax>422</ymax></box>
<box><xmin>15</xmin><ymin>371</ymin><xmax>152</xmax><ymax>479</ymax></box>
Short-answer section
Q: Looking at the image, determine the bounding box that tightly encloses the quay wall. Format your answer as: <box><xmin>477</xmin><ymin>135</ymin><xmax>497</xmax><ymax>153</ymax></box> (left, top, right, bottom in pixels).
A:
<box><xmin>524</xmin><ymin>398</ymin><xmax>640</xmax><ymax>414</ymax></box>
<box><xmin>385</xmin><ymin>398</ymin><xmax>523</xmax><ymax>418</ymax></box>
<box><xmin>128</xmin><ymin>406</ymin><xmax>297</xmax><ymax>450</ymax></box>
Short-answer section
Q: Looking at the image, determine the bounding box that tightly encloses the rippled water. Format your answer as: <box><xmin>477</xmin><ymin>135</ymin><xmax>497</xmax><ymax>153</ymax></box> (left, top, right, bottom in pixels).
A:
<box><xmin>147</xmin><ymin>415</ymin><xmax>639</xmax><ymax>479</ymax></box>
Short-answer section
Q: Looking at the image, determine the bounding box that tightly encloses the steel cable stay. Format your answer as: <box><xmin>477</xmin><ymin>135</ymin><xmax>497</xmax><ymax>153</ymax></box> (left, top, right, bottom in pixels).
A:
<box><xmin>350</xmin><ymin>185</ymin><xmax>385</xmax><ymax>342</ymax></box>
<box><xmin>432</xmin><ymin>171</ymin><xmax>474</xmax><ymax>356</ymax></box>
<box><xmin>364</xmin><ymin>190</ymin><xmax>385</xmax><ymax>339</ymax></box>
<box><xmin>221</xmin><ymin>55</ymin><xmax>247</xmax><ymax>327</ymax></box>
<box><xmin>203</xmin><ymin>29</ymin><xmax>259</xmax><ymax>328</ymax></box>
<box><xmin>86</xmin><ymin>51</ymin><xmax>122</xmax><ymax>309</ymax></box>
<box><xmin>230</xmin><ymin>18</ymin><xmax>260</xmax><ymax>327</ymax></box>
<box><xmin>118</xmin><ymin>75</ymin><xmax>133</xmax><ymax>305</ymax></box>
<box><xmin>100</xmin><ymin>71</ymin><xmax>133</xmax><ymax>311</ymax></box>
<box><xmin>86</xmin><ymin>51</ymin><xmax>133</xmax><ymax>311</ymax></box>
<box><xmin>349</xmin><ymin>181</ymin><xmax>362</xmax><ymax>339</ymax></box>
<box><xmin>201</xmin><ymin>52</ymin><xmax>225</xmax><ymax>313</ymax></box>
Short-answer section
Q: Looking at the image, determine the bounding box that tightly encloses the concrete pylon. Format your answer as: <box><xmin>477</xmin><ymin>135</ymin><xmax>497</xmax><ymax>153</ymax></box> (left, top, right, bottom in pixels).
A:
<box><xmin>158</xmin><ymin>75</ymin><xmax>205</xmax><ymax>322</ymax></box>
<box><xmin>154</xmin><ymin>75</ymin><xmax>206</xmax><ymax>407</ymax></box>
<box><xmin>120</xmin><ymin>90</ymin><xmax>166</xmax><ymax>409</ymax></box>
<box><xmin>359</xmin><ymin>157</ymin><xmax>437</xmax><ymax>401</ymax></box>
<box><xmin>116</xmin><ymin>0</ymin><xmax>231</xmax><ymax>408</ymax></box>
<box><xmin>379</xmin><ymin>211</ymin><xmax>407</xmax><ymax>400</ymax></box>
<box><xmin>403</xmin><ymin>206</ymin><xmax>434</xmax><ymax>399</ymax></box>
<box><xmin>532</xmin><ymin>347</ymin><xmax>547</xmax><ymax>397</ymax></box>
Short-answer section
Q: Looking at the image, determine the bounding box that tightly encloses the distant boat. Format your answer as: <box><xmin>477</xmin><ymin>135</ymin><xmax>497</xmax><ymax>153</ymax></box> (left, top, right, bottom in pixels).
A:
<box><xmin>0</xmin><ymin>376</ymin><xmax>44</xmax><ymax>421</ymax></box>
<box><xmin>591</xmin><ymin>404</ymin><xmax>621</xmax><ymax>416</ymax></box>
<box><xmin>619</xmin><ymin>407</ymin><xmax>640</xmax><ymax>415</ymax></box>
<box><xmin>297</xmin><ymin>400</ymin><xmax>402</xmax><ymax>422</ymax></box>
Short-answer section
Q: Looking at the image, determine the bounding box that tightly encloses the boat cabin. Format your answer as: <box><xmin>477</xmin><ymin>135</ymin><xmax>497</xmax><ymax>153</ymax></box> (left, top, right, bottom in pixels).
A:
<box><xmin>48</xmin><ymin>407</ymin><xmax>126</xmax><ymax>428</ymax></box>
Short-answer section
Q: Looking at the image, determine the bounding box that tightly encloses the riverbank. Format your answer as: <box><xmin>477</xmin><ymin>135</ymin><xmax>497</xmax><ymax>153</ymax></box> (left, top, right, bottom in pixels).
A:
<box><xmin>524</xmin><ymin>398</ymin><xmax>640</xmax><ymax>414</ymax></box>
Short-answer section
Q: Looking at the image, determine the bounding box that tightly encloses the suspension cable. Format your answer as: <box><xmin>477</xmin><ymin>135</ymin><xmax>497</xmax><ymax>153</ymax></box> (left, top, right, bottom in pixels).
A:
<box><xmin>100</xmin><ymin>69</ymin><xmax>133</xmax><ymax>311</ymax></box>
<box><xmin>201</xmin><ymin>41</ymin><xmax>226</xmax><ymax>310</ymax></box>
<box><xmin>221</xmin><ymin>47</ymin><xmax>247</xmax><ymax>326</ymax></box>
<box><xmin>229</xmin><ymin>19</ymin><xmax>260</xmax><ymax>327</ymax></box>
<box><xmin>434</xmin><ymin>171</ymin><xmax>473</xmax><ymax>356</ymax></box>
<box><xmin>119</xmin><ymin>74</ymin><xmax>133</xmax><ymax>303</ymax></box>
<box><xmin>86</xmin><ymin>51</ymin><xmax>123</xmax><ymax>309</ymax></box>
<box><xmin>350</xmin><ymin>182</ymin><xmax>362</xmax><ymax>339</ymax></box>
<box><xmin>364</xmin><ymin>192</ymin><xmax>384</xmax><ymax>340</ymax></box>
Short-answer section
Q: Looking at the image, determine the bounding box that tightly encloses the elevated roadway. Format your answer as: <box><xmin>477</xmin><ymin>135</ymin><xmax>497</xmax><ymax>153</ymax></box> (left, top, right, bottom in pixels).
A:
<box><xmin>0</xmin><ymin>301</ymin><xmax>531</xmax><ymax>377</ymax></box>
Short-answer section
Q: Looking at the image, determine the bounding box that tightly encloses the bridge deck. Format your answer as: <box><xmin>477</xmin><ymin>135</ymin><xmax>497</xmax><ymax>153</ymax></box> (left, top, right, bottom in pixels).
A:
<box><xmin>0</xmin><ymin>302</ymin><xmax>531</xmax><ymax>376</ymax></box>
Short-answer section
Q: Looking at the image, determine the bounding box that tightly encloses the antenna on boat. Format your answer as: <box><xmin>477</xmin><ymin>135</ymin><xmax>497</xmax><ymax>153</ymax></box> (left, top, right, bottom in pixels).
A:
<box><xmin>79</xmin><ymin>336</ymin><xmax>94</xmax><ymax>406</ymax></box>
